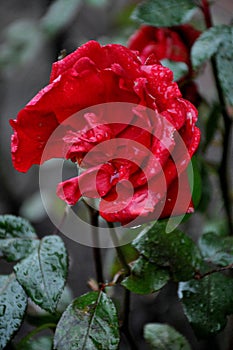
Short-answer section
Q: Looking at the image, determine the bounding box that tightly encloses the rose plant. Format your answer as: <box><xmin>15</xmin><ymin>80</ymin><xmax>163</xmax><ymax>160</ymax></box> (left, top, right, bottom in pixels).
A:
<box><xmin>1</xmin><ymin>0</ymin><xmax>233</xmax><ymax>349</ymax></box>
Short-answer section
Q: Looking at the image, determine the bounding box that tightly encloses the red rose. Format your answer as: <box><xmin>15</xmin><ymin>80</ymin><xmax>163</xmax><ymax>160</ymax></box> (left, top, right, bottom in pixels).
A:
<box><xmin>10</xmin><ymin>40</ymin><xmax>200</xmax><ymax>225</ymax></box>
<box><xmin>128</xmin><ymin>25</ymin><xmax>201</xmax><ymax>105</ymax></box>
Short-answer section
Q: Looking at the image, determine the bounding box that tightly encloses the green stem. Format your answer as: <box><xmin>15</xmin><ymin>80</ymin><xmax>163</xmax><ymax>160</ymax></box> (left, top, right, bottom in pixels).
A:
<box><xmin>201</xmin><ymin>0</ymin><xmax>233</xmax><ymax>234</ymax></box>
<box><xmin>17</xmin><ymin>323</ymin><xmax>56</xmax><ymax>349</ymax></box>
<box><xmin>107</xmin><ymin>222</ymin><xmax>130</xmax><ymax>276</ymax></box>
<box><xmin>107</xmin><ymin>222</ymin><xmax>138</xmax><ymax>350</ymax></box>
<box><xmin>89</xmin><ymin>207</ymin><xmax>104</xmax><ymax>285</ymax></box>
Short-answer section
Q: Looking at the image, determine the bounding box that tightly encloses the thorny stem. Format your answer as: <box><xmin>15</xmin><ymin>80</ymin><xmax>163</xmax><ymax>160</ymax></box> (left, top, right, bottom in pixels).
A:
<box><xmin>195</xmin><ymin>263</ymin><xmax>233</xmax><ymax>280</ymax></box>
<box><xmin>201</xmin><ymin>0</ymin><xmax>233</xmax><ymax>234</ymax></box>
<box><xmin>107</xmin><ymin>222</ymin><xmax>139</xmax><ymax>350</ymax></box>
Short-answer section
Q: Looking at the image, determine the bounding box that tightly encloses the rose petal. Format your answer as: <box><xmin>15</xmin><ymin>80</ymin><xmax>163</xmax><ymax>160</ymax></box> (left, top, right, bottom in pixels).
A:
<box><xmin>57</xmin><ymin>163</ymin><xmax>115</xmax><ymax>205</ymax></box>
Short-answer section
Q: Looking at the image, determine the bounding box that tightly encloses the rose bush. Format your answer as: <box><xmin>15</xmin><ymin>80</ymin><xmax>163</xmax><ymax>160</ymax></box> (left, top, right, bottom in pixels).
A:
<box><xmin>128</xmin><ymin>25</ymin><xmax>201</xmax><ymax>104</ymax></box>
<box><xmin>10</xmin><ymin>40</ymin><xmax>200</xmax><ymax>225</ymax></box>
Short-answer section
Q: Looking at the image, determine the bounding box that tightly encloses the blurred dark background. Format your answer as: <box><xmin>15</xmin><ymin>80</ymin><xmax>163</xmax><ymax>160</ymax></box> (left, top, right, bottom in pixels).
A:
<box><xmin>0</xmin><ymin>1</ymin><xmax>232</xmax><ymax>349</ymax></box>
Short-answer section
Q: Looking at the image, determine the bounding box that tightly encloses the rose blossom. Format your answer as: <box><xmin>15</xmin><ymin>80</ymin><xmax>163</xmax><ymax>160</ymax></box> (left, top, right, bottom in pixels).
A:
<box><xmin>128</xmin><ymin>24</ymin><xmax>201</xmax><ymax>105</ymax></box>
<box><xmin>10</xmin><ymin>40</ymin><xmax>200</xmax><ymax>225</ymax></box>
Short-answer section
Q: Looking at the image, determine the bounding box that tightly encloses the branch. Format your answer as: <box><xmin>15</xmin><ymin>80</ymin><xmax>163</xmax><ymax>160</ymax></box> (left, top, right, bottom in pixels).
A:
<box><xmin>194</xmin><ymin>263</ymin><xmax>233</xmax><ymax>280</ymax></box>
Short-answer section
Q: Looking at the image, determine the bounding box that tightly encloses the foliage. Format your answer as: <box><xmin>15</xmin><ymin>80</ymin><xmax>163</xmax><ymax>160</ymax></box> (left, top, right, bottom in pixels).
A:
<box><xmin>54</xmin><ymin>291</ymin><xmax>120</xmax><ymax>350</ymax></box>
<box><xmin>179</xmin><ymin>273</ymin><xmax>233</xmax><ymax>336</ymax></box>
<box><xmin>192</xmin><ymin>25</ymin><xmax>233</xmax><ymax>106</ymax></box>
<box><xmin>144</xmin><ymin>323</ymin><xmax>191</xmax><ymax>350</ymax></box>
<box><xmin>132</xmin><ymin>0</ymin><xmax>196</xmax><ymax>27</ymax></box>
<box><xmin>121</xmin><ymin>256</ymin><xmax>169</xmax><ymax>294</ymax></box>
<box><xmin>132</xmin><ymin>220</ymin><xmax>202</xmax><ymax>281</ymax></box>
<box><xmin>0</xmin><ymin>274</ymin><xmax>27</xmax><ymax>350</ymax></box>
<box><xmin>1</xmin><ymin>0</ymin><xmax>233</xmax><ymax>349</ymax></box>
<box><xmin>0</xmin><ymin>215</ymin><xmax>68</xmax><ymax>349</ymax></box>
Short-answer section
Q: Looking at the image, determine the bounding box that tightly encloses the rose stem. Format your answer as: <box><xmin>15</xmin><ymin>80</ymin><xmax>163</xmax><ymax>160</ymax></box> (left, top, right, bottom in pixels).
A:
<box><xmin>201</xmin><ymin>0</ymin><xmax>233</xmax><ymax>234</ymax></box>
<box><xmin>89</xmin><ymin>207</ymin><xmax>104</xmax><ymax>285</ymax></box>
<box><xmin>108</xmin><ymin>222</ymin><xmax>139</xmax><ymax>350</ymax></box>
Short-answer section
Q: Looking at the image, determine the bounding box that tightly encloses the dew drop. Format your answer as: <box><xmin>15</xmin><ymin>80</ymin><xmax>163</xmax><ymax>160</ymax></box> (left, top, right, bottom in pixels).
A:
<box><xmin>11</xmin><ymin>285</ymin><xmax>18</xmax><ymax>293</ymax></box>
<box><xmin>0</xmin><ymin>304</ymin><xmax>6</xmax><ymax>317</ymax></box>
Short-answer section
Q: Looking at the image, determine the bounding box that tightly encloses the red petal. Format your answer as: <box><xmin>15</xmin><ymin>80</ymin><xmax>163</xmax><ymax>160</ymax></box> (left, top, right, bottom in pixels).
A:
<box><xmin>50</xmin><ymin>41</ymin><xmax>102</xmax><ymax>82</ymax></box>
<box><xmin>57</xmin><ymin>163</ymin><xmax>115</xmax><ymax>205</ymax></box>
<box><xmin>10</xmin><ymin>109</ymin><xmax>62</xmax><ymax>172</ymax></box>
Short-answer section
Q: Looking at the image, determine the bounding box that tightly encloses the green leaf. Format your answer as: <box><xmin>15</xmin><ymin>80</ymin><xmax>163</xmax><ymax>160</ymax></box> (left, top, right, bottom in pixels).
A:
<box><xmin>110</xmin><ymin>242</ymin><xmax>139</xmax><ymax>277</ymax></box>
<box><xmin>203</xmin><ymin>219</ymin><xmax>228</xmax><ymax>237</ymax></box>
<box><xmin>14</xmin><ymin>235</ymin><xmax>68</xmax><ymax>313</ymax></box>
<box><xmin>0</xmin><ymin>215</ymin><xmax>38</xmax><ymax>262</ymax></box>
<box><xmin>192</xmin><ymin>25</ymin><xmax>233</xmax><ymax>106</ymax></box>
<box><xmin>199</xmin><ymin>232</ymin><xmax>233</xmax><ymax>266</ymax></box>
<box><xmin>144</xmin><ymin>323</ymin><xmax>191</xmax><ymax>350</ymax></box>
<box><xmin>122</xmin><ymin>256</ymin><xmax>169</xmax><ymax>294</ymax></box>
<box><xmin>0</xmin><ymin>274</ymin><xmax>27</xmax><ymax>349</ymax></box>
<box><xmin>133</xmin><ymin>221</ymin><xmax>202</xmax><ymax>281</ymax></box>
<box><xmin>132</xmin><ymin>0</ymin><xmax>196</xmax><ymax>27</ymax></box>
<box><xmin>20</xmin><ymin>336</ymin><xmax>53</xmax><ymax>350</ymax></box>
<box><xmin>179</xmin><ymin>273</ymin><xmax>233</xmax><ymax>336</ymax></box>
<box><xmin>54</xmin><ymin>291</ymin><xmax>120</xmax><ymax>350</ymax></box>
<box><xmin>216</xmin><ymin>34</ymin><xmax>233</xmax><ymax>106</ymax></box>
<box><xmin>26</xmin><ymin>286</ymin><xmax>73</xmax><ymax>328</ymax></box>
<box><xmin>0</xmin><ymin>215</ymin><xmax>36</xmax><ymax>238</ymax></box>
<box><xmin>161</xmin><ymin>60</ymin><xmax>188</xmax><ymax>81</ymax></box>
<box><xmin>41</xmin><ymin>0</ymin><xmax>82</xmax><ymax>37</ymax></box>
<box><xmin>191</xmin><ymin>25</ymin><xmax>230</xmax><ymax>69</ymax></box>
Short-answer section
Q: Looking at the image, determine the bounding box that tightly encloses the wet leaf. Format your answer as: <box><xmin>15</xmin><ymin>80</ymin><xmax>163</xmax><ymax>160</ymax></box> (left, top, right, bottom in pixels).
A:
<box><xmin>216</xmin><ymin>34</ymin><xmax>233</xmax><ymax>106</ymax></box>
<box><xmin>179</xmin><ymin>273</ymin><xmax>233</xmax><ymax>336</ymax></box>
<box><xmin>122</xmin><ymin>256</ymin><xmax>169</xmax><ymax>294</ymax></box>
<box><xmin>54</xmin><ymin>291</ymin><xmax>120</xmax><ymax>350</ymax></box>
<box><xmin>0</xmin><ymin>215</ymin><xmax>38</xmax><ymax>262</ymax></box>
<box><xmin>0</xmin><ymin>274</ymin><xmax>27</xmax><ymax>350</ymax></box>
<box><xmin>133</xmin><ymin>220</ymin><xmax>202</xmax><ymax>281</ymax></box>
<box><xmin>17</xmin><ymin>336</ymin><xmax>53</xmax><ymax>350</ymax></box>
<box><xmin>41</xmin><ymin>0</ymin><xmax>82</xmax><ymax>37</ymax></box>
<box><xmin>110</xmin><ymin>242</ymin><xmax>138</xmax><ymax>277</ymax></box>
<box><xmin>192</xmin><ymin>25</ymin><xmax>233</xmax><ymax>106</ymax></box>
<box><xmin>144</xmin><ymin>323</ymin><xmax>191</xmax><ymax>350</ymax></box>
<box><xmin>191</xmin><ymin>25</ymin><xmax>230</xmax><ymax>69</ymax></box>
<box><xmin>0</xmin><ymin>215</ymin><xmax>36</xmax><ymax>238</ymax></box>
<box><xmin>14</xmin><ymin>235</ymin><xmax>68</xmax><ymax>313</ymax></box>
<box><xmin>132</xmin><ymin>0</ymin><xmax>196</xmax><ymax>27</ymax></box>
<box><xmin>199</xmin><ymin>232</ymin><xmax>233</xmax><ymax>266</ymax></box>
<box><xmin>203</xmin><ymin>219</ymin><xmax>228</xmax><ymax>237</ymax></box>
<box><xmin>161</xmin><ymin>60</ymin><xmax>188</xmax><ymax>81</ymax></box>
